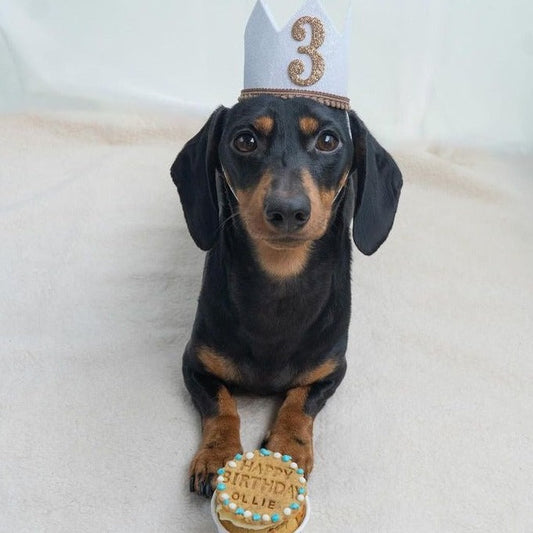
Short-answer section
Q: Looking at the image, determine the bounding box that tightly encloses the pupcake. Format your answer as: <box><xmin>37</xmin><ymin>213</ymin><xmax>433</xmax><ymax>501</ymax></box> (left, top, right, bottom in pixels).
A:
<box><xmin>212</xmin><ymin>449</ymin><xmax>309</xmax><ymax>532</ymax></box>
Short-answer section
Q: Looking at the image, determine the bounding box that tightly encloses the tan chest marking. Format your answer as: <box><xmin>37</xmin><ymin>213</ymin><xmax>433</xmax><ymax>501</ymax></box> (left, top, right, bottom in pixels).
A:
<box><xmin>197</xmin><ymin>346</ymin><xmax>241</xmax><ymax>384</ymax></box>
<box><xmin>295</xmin><ymin>359</ymin><xmax>338</xmax><ymax>386</ymax></box>
<box><xmin>253</xmin><ymin>239</ymin><xmax>313</xmax><ymax>279</ymax></box>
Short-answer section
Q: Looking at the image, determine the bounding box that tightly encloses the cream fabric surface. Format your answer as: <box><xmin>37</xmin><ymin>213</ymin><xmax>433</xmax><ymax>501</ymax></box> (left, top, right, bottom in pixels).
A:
<box><xmin>0</xmin><ymin>111</ymin><xmax>531</xmax><ymax>532</ymax></box>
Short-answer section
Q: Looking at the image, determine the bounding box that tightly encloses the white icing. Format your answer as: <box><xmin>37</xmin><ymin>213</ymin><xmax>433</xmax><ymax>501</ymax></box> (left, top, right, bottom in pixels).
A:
<box><xmin>220</xmin><ymin>493</ymin><xmax>230</xmax><ymax>501</ymax></box>
<box><xmin>273</xmin><ymin>452</ymin><xmax>282</xmax><ymax>459</ymax></box>
<box><xmin>290</xmin><ymin>462</ymin><xmax>297</xmax><ymax>469</ymax></box>
<box><xmin>283</xmin><ymin>508</ymin><xmax>291</xmax><ymax>516</ymax></box>
<box><xmin>299</xmin><ymin>476</ymin><xmax>306</xmax><ymax>484</ymax></box>
<box><xmin>244</xmin><ymin>510</ymin><xmax>252</xmax><ymax>518</ymax></box>
<box><xmin>229</xmin><ymin>502</ymin><xmax>237</xmax><ymax>511</ymax></box>
<box><xmin>245</xmin><ymin>452</ymin><xmax>255</xmax><ymax>460</ymax></box>
<box><xmin>297</xmin><ymin>494</ymin><xmax>305</xmax><ymax>502</ymax></box>
<box><xmin>217</xmin><ymin>475</ymin><xmax>224</xmax><ymax>483</ymax></box>
<box><xmin>262</xmin><ymin>514</ymin><xmax>271</xmax><ymax>522</ymax></box>
<box><xmin>228</xmin><ymin>461</ymin><xmax>237</xmax><ymax>468</ymax></box>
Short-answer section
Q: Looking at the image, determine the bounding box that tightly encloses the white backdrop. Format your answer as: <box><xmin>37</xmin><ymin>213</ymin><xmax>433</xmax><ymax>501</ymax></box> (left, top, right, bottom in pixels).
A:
<box><xmin>1</xmin><ymin>2</ymin><xmax>533</xmax><ymax>532</ymax></box>
<box><xmin>1</xmin><ymin>0</ymin><xmax>532</xmax><ymax>150</ymax></box>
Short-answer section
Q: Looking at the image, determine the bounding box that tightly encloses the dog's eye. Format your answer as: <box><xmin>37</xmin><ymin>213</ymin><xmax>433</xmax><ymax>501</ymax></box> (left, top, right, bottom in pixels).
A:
<box><xmin>316</xmin><ymin>132</ymin><xmax>340</xmax><ymax>152</ymax></box>
<box><xmin>233</xmin><ymin>133</ymin><xmax>257</xmax><ymax>153</ymax></box>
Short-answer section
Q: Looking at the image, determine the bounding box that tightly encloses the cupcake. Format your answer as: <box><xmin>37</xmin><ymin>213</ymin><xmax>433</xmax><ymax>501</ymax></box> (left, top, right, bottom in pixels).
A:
<box><xmin>212</xmin><ymin>449</ymin><xmax>309</xmax><ymax>532</ymax></box>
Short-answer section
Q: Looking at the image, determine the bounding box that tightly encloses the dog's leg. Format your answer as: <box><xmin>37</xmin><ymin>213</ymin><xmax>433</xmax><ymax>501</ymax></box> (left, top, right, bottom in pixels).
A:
<box><xmin>262</xmin><ymin>361</ymin><xmax>346</xmax><ymax>475</ymax></box>
<box><xmin>262</xmin><ymin>387</ymin><xmax>315</xmax><ymax>474</ymax></box>
<box><xmin>184</xmin><ymin>361</ymin><xmax>243</xmax><ymax>498</ymax></box>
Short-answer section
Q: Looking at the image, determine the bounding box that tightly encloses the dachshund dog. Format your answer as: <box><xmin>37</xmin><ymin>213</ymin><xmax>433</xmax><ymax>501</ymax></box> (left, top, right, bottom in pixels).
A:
<box><xmin>171</xmin><ymin>95</ymin><xmax>402</xmax><ymax>497</ymax></box>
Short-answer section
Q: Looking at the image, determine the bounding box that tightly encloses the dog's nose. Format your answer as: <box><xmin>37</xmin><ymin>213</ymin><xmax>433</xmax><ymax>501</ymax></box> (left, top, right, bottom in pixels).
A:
<box><xmin>264</xmin><ymin>194</ymin><xmax>311</xmax><ymax>233</ymax></box>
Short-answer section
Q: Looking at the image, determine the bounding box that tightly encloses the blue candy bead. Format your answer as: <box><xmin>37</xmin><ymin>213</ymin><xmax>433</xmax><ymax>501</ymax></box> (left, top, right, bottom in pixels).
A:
<box><xmin>236</xmin><ymin>507</ymin><xmax>244</xmax><ymax>515</ymax></box>
<box><xmin>252</xmin><ymin>513</ymin><xmax>261</xmax><ymax>521</ymax></box>
<box><xmin>222</xmin><ymin>498</ymin><xmax>230</xmax><ymax>505</ymax></box>
<box><xmin>234</xmin><ymin>453</ymin><xmax>243</xmax><ymax>460</ymax></box>
<box><xmin>298</xmin><ymin>487</ymin><xmax>306</xmax><ymax>494</ymax></box>
<box><xmin>290</xmin><ymin>502</ymin><xmax>300</xmax><ymax>510</ymax></box>
<box><xmin>216</xmin><ymin>483</ymin><xmax>226</xmax><ymax>491</ymax></box>
<box><xmin>271</xmin><ymin>514</ymin><xmax>280</xmax><ymax>523</ymax></box>
<box><xmin>281</xmin><ymin>455</ymin><xmax>291</xmax><ymax>462</ymax></box>
<box><xmin>296</xmin><ymin>468</ymin><xmax>304</xmax><ymax>475</ymax></box>
<box><xmin>217</xmin><ymin>468</ymin><xmax>225</xmax><ymax>475</ymax></box>
<box><xmin>260</xmin><ymin>448</ymin><xmax>271</xmax><ymax>456</ymax></box>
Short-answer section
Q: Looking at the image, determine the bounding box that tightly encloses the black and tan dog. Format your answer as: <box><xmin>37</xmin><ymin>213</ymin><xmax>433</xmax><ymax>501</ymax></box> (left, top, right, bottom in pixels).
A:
<box><xmin>171</xmin><ymin>94</ymin><xmax>402</xmax><ymax>497</ymax></box>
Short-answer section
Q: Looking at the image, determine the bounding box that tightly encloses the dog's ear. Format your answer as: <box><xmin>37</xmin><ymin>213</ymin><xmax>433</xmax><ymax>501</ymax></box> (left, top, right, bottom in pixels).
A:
<box><xmin>348</xmin><ymin>110</ymin><xmax>403</xmax><ymax>255</ymax></box>
<box><xmin>170</xmin><ymin>106</ymin><xmax>228</xmax><ymax>251</ymax></box>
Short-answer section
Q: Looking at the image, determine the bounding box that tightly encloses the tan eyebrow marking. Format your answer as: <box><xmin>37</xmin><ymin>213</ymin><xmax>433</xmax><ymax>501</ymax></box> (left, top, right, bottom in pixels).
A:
<box><xmin>253</xmin><ymin>116</ymin><xmax>274</xmax><ymax>136</ymax></box>
<box><xmin>299</xmin><ymin>116</ymin><xmax>319</xmax><ymax>136</ymax></box>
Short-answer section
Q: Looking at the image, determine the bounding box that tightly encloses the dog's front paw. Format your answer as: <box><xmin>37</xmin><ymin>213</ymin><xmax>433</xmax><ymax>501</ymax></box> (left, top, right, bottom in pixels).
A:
<box><xmin>189</xmin><ymin>445</ymin><xmax>243</xmax><ymax>498</ymax></box>
<box><xmin>262</xmin><ymin>431</ymin><xmax>314</xmax><ymax>476</ymax></box>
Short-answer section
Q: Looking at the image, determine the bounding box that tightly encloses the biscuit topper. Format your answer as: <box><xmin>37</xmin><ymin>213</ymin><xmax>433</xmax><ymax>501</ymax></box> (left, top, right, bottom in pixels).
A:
<box><xmin>215</xmin><ymin>449</ymin><xmax>307</xmax><ymax>526</ymax></box>
<box><xmin>240</xmin><ymin>0</ymin><xmax>352</xmax><ymax>109</ymax></box>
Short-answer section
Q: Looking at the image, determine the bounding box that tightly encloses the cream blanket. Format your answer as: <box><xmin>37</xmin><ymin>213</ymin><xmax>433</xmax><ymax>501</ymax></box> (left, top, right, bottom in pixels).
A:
<box><xmin>1</xmin><ymin>111</ymin><xmax>531</xmax><ymax>532</ymax></box>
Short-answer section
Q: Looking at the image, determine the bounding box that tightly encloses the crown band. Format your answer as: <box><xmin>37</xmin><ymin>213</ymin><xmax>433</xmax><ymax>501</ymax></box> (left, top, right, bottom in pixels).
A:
<box><xmin>239</xmin><ymin>88</ymin><xmax>350</xmax><ymax>110</ymax></box>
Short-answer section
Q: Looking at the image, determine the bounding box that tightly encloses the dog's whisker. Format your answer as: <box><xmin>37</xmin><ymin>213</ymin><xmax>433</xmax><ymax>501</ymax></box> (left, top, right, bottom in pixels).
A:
<box><xmin>218</xmin><ymin>211</ymin><xmax>240</xmax><ymax>231</ymax></box>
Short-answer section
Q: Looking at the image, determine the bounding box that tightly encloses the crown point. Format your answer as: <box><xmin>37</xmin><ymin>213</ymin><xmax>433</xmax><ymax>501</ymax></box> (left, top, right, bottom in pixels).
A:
<box><xmin>246</xmin><ymin>0</ymin><xmax>277</xmax><ymax>35</ymax></box>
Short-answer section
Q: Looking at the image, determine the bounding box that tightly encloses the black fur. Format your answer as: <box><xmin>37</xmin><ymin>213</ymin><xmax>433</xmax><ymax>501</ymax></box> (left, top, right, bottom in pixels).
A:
<box><xmin>171</xmin><ymin>95</ymin><xmax>402</xmax><ymax>496</ymax></box>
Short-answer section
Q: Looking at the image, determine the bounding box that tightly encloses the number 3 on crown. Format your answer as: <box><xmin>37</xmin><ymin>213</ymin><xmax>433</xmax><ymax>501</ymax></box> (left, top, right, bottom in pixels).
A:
<box><xmin>288</xmin><ymin>16</ymin><xmax>326</xmax><ymax>87</ymax></box>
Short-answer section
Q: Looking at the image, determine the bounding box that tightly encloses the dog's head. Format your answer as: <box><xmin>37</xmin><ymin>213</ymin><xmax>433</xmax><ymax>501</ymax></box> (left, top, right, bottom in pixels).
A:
<box><xmin>171</xmin><ymin>95</ymin><xmax>402</xmax><ymax>256</ymax></box>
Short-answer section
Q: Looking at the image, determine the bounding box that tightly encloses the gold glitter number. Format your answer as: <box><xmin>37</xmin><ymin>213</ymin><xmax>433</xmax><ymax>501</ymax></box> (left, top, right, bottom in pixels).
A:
<box><xmin>288</xmin><ymin>16</ymin><xmax>325</xmax><ymax>87</ymax></box>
